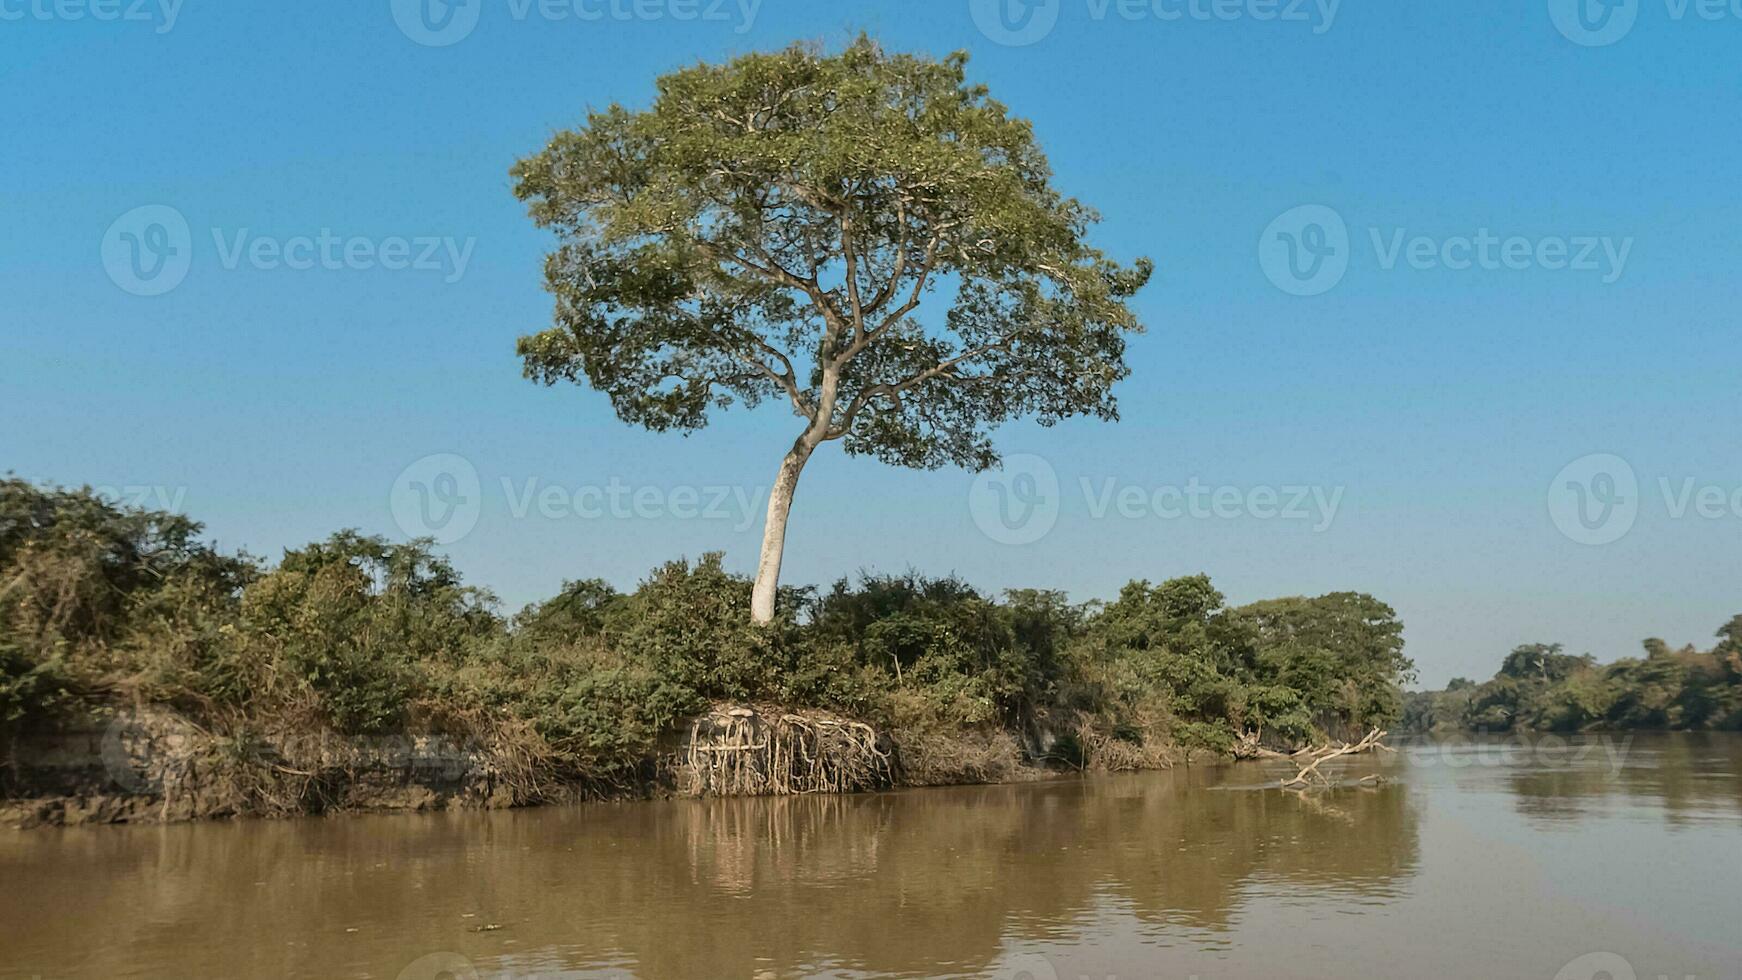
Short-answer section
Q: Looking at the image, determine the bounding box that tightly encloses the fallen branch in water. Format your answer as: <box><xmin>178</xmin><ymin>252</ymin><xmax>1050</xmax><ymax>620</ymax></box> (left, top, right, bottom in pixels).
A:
<box><xmin>1279</xmin><ymin>728</ymin><xmax>1391</xmax><ymax>789</ymax></box>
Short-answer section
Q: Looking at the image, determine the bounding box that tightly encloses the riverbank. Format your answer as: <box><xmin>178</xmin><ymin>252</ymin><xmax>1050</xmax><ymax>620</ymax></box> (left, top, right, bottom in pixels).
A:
<box><xmin>3</xmin><ymin>703</ymin><xmax>1095</xmax><ymax>829</ymax></box>
<box><xmin>3</xmin><ymin>479</ymin><xmax>1413</xmax><ymax>828</ymax></box>
<box><xmin>1402</xmin><ymin>631</ymin><xmax>1742</xmax><ymax>733</ymax></box>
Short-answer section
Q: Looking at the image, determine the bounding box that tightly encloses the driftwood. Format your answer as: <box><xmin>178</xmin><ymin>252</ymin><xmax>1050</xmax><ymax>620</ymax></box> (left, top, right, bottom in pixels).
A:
<box><xmin>1273</xmin><ymin>728</ymin><xmax>1391</xmax><ymax>788</ymax></box>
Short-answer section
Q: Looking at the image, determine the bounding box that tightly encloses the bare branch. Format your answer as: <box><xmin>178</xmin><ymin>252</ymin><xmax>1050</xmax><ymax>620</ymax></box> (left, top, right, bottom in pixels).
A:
<box><xmin>855</xmin><ymin>194</ymin><xmax>911</xmax><ymax>324</ymax></box>
<box><xmin>825</xmin><ymin>321</ymin><xmax>1028</xmax><ymax>439</ymax></box>
<box><xmin>833</xmin><ymin>228</ymin><xmax>946</xmax><ymax>367</ymax></box>
<box><xmin>726</xmin><ymin>347</ymin><xmax>812</xmax><ymax>419</ymax></box>
<box><xmin>841</xmin><ymin>214</ymin><xmax>866</xmax><ymax>342</ymax></box>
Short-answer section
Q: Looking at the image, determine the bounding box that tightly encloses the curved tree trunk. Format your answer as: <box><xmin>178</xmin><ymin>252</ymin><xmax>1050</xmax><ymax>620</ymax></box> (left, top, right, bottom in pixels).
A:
<box><xmin>750</xmin><ymin>441</ymin><xmax>815</xmax><ymax>624</ymax></box>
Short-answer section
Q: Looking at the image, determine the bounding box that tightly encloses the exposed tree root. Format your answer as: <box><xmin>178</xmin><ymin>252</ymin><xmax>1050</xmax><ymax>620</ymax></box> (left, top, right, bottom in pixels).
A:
<box><xmin>677</xmin><ymin>706</ymin><xmax>894</xmax><ymax>797</ymax></box>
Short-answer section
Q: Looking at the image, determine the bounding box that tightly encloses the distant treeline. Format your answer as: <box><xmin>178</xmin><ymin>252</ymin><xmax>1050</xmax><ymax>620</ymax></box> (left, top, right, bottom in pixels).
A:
<box><xmin>1404</xmin><ymin>624</ymin><xmax>1742</xmax><ymax>734</ymax></box>
<box><xmin>2</xmin><ymin>478</ymin><xmax>1415</xmax><ymax>806</ymax></box>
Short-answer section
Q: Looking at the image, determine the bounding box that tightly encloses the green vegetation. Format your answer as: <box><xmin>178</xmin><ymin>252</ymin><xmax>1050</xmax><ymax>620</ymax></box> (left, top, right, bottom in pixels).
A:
<box><xmin>1403</xmin><ymin>626</ymin><xmax>1742</xmax><ymax>733</ymax></box>
<box><xmin>2</xmin><ymin>479</ymin><xmax>1414</xmax><ymax>800</ymax></box>
<box><xmin>510</xmin><ymin>37</ymin><xmax>1152</xmax><ymax>622</ymax></box>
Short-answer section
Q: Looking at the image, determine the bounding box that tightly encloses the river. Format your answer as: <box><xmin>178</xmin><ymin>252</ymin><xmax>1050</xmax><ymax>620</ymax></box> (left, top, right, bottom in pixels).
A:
<box><xmin>3</xmin><ymin>734</ymin><xmax>1739</xmax><ymax>979</ymax></box>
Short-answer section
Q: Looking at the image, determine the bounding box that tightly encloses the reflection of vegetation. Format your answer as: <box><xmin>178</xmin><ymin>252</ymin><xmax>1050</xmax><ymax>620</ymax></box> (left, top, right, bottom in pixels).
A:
<box><xmin>0</xmin><ymin>769</ymin><xmax>1421</xmax><ymax>979</ymax></box>
<box><xmin>1500</xmin><ymin>735</ymin><xmax>1742</xmax><ymax>828</ymax></box>
<box><xmin>1404</xmin><ymin>623</ymin><xmax>1742</xmax><ymax>733</ymax></box>
<box><xmin>3</xmin><ymin>480</ymin><xmax>1414</xmax><ymax>811</ymax></box>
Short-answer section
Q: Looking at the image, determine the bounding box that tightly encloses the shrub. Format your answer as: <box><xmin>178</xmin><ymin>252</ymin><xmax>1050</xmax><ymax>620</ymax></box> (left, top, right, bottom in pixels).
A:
<box><xmin>613</xmin><ymin>553</ymin><xmax>785</xmax><ymax>701</ymax></box>
<box><xmin>233</xmin><ymin>532</ymin><xmax>498</xmax><ymax>733</ymax></box>
<box><xmin>1</xmin><ymin>476</ymin><xmax>1442</xmax><ymax>792</ymax></box>
<box><xmin>0</xmin><ymin>480</ymin><xmax>254</xmax><ymax>725</ymax></box>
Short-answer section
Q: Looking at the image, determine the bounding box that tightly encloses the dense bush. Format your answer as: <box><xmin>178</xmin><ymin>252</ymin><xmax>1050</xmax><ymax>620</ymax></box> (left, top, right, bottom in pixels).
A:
<box><xmin>803</xmin><ymin>573</ymin><xmax>1080</xmax><ymax>729</ymax></box>
<box><xmin>1071</xmin><ymin>577</ymin><xmax>1412</xmax><ymax>750</ymax></box>
<box><xmin>2</xmin><ymin>479</ymin><xmax>1422</xmax><ymax>785</ymax></box>
<box><xmin>0</xmin><ymin>479</ymin><xmax>254</xmax><ymax>723</ymax></box>
<box><xmin>1404</xmin><ymin>624</ymin><xmax>1742</xmax><ymax>734</ymax></box>
<box><xmin>228</xmin><ymin>531</ymin><xmax>497</xmax><ymax>732</ymax></box>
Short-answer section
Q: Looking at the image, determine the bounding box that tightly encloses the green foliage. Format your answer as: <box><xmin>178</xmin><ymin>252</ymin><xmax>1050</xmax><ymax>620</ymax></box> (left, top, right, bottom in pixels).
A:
<box><xmin>511</xmin><ymin>36</ymin><xmax>1152</xmax><ymax>472</ymax></box>
<box><xmin>0</xmin><ymin>645</ymin><xmax>74</xmax><ymax>727</ymax></box>
<box><xmin>1496</xmin><ymin>643</ymin><xmax>1593</xmax><ymax>683</ymax></box>
<box><xmin>1242</xmin><ymin>684</ymin><xmax>1319</xmax><ymax>745</ymax></box>
<box><xmin>236</xmin><ymin>532</ymin><xmax>500</xmax><ymax>733</ymax></box>
<box><xmin>443</xmin><ymin>638</ymin><xmax>703</xmax><ymax>777</ymax></box>
<box><xmin>1074</xmin><ymin>578</ymin><xmax>1414</xmax><ymax>748</ymax></box>
<box><xmin>2</xmin><ymin>477</ymin><xmax>1424</xmax><ymax>779</ymax></box>
<box><xmin>612</xmin><ymin>553</ymin><xmax>786</xmax><ymax>700</ymax></box>
<box><xmin>0</xmin><ymin>479</ymin><xmax>254</xmax><ymax>724</ymax></box>
<box><xmin>1406</xmin><ymin>628</ymin><xmax>1742</xmax><ymax>733</ymax></box>
<box><xmin>510</xmin><ymin>578</ymin><xmax>627</xmax><ymax>646</ymax></box>
<box><xmin>1227</xmin><ymin>592</ymin><xmax>1415</xmax><ymax>731</ymax></box>
<box><xmin>1170</xmin><ymin>719</ymin><xmax>1236</xmax><ymax>758</ymax></box>
<box><xmin>801</xmin><ymin>572</ymin><xmax>1081</xmax><ymax>731</ymax></box>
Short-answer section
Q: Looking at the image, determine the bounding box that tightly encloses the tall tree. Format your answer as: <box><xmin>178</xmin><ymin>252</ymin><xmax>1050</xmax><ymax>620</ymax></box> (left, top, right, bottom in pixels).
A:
<box><xmin>511</xmin><ymin>38</ymin><xmax>1152</xmax><ymax>622</ymax></box>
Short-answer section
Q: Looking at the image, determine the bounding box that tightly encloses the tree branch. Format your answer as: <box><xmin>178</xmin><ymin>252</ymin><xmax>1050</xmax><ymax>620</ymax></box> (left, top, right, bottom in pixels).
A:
<box><xmin>825</xmin><ymin>324</ymin><xmax>1025</xmax><ymax>439</ymax></box>
<box><xmin>833</xmin><ymin>228</ymin><xmax>946</xmax><ymax>367</ymax></box>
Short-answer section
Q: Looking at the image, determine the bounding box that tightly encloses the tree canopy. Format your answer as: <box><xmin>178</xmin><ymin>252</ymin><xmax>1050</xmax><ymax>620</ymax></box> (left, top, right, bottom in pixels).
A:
<box><xmin>511</xmin><ymin>36</ymin><xmax>1152</xmax><ymax>469</ymax></box>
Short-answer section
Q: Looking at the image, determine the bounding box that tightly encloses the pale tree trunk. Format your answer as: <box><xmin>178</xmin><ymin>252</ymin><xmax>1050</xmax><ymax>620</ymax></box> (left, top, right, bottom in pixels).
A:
<box><xmin>751</xmin><ymin>354</ymin><xmax>839</xmax><ymax>625</ymax></box>
<box><xmin>750</xmin><ymin>439</ymin><xmax>816</xmax><ymax>624</ymax></box>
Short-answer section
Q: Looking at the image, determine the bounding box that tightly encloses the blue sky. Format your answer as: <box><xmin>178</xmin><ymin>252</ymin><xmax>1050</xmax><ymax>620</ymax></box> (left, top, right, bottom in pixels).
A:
<box><xmin>3</xmin><ymin>0</ymin><xmax>1739</xmax><ymax>686</ymax></box>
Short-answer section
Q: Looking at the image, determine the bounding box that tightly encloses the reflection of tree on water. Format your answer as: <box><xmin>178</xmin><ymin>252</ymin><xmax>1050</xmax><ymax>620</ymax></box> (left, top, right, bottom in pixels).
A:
<box><xmin>547</xmin><ymin>767</ymin><xmax>1420</xmax><ymax>977</ymax></box>
<box><xmin>1503</xmin><ymin>734</ymin><xmax>1742</xmax><ymax>828</ymax></box>
<box><xmin>0</xmin><ymin>770</ymin><xmax>1420</xmax><ymax>979</ymax></box>
<box><xmin>1100</xmin><ymin>770</ymin><xmax>1419</xmax><ymax>936</ymax></box>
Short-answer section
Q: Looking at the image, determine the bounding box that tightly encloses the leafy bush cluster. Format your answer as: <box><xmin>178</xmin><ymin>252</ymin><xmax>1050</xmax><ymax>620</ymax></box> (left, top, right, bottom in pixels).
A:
<box><xmin>2</xmin><ymin>480</ymin><xmax>1417</xmax><ymax>786</ymax></box>
<box><xmin>1067</xmin><ymin>576</ymin><xmax>1413</xmax><ymax>753</ymax></box>
<box><xmin>1403</xmin><ymin>627</ymin><xmax>1742</xmax><ymax>734</ymax></box>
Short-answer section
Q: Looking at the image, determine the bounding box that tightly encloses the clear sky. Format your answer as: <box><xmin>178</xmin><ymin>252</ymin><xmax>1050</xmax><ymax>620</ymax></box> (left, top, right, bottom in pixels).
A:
<box><xmin>4</xmin><ymin>0</ymin><xmax>1738</xmax><ymax>687</ymax></box>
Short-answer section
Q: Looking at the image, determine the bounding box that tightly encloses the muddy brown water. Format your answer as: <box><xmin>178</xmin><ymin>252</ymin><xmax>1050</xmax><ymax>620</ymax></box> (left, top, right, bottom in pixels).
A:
<box><xmin>3</xmin><ymin>735</ymin><xmax>1740</xmax><ymax>979</ymax></box>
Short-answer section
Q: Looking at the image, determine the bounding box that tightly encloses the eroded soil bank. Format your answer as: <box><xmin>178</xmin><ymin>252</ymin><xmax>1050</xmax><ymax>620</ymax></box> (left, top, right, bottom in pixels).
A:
<box><xmin>2</xmin><ymin>705</ymin><xmax>1088</xmax><ymax>829</ymax></box>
